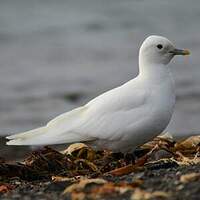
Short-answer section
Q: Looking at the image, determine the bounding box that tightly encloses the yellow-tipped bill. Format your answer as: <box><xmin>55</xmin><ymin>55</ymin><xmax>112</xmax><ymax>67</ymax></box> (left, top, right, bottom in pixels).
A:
<box><xmin>170</xmin><ymin>49</ymin><xmax>190</xmax><ymax>56</ymax></box>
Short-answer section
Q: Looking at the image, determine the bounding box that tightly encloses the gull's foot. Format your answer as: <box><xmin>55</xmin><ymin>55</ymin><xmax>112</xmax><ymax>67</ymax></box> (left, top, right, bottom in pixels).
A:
<box><xmin>109</xmin><ymin>145</ymin><xmax>160</xmax><ymax>176</ymax></box>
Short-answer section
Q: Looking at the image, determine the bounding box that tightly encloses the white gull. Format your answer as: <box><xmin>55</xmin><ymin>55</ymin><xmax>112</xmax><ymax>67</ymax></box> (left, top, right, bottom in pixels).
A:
<box><xmin>6</xmin><ymin>35</ymin><xmax>190</xmax><ymax>152</ymax></box>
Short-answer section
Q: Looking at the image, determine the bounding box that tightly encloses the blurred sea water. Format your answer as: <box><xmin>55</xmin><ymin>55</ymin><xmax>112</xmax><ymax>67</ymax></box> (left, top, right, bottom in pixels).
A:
<box><xmin>0</xmin><ymin>0</ymin><xmax>200</xmax><ymax>138</ymax></box>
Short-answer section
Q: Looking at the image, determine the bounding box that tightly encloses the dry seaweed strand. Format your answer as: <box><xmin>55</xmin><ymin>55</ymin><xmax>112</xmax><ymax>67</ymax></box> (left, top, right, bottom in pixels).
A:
<box><xmin>1</xmin><ymin>135</ymin><xmax>200</xmax><ymax>180</ymax></box>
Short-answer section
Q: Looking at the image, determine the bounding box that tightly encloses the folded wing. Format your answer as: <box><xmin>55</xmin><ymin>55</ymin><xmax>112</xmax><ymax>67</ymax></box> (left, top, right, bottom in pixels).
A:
<box><xmin>6</xmin><ymin>79</ymin><xmax>148</xmax><ymax>146</ymax></box>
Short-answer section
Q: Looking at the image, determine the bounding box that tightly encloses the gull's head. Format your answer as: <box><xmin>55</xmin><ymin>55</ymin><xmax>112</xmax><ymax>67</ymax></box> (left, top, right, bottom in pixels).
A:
<box><xmin>139</xmin><ymin>35</ymin><xmax>190</xmax><ymax>66</ymax></box>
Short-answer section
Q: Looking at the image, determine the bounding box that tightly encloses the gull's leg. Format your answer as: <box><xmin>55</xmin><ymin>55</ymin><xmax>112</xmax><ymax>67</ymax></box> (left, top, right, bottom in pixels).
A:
<box><xmin>109</xmin><ymin>145</ymin><xmax>159</xmax><ymax>176</ymax></box>
<box><xmin>124</xmin><ymin>153</ymin><xmax>136</xmax><ymax>164</ymax></box>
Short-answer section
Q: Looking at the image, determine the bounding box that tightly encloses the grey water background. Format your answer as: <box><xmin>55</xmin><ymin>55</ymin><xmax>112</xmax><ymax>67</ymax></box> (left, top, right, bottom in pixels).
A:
<box><xmin>0</xmin><ymin>0</ymin><xmax>200</xmax><ymax>138</ymax></box>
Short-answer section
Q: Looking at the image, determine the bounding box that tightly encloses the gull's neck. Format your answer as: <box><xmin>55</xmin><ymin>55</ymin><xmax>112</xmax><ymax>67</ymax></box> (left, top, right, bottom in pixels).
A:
<box><xmin>138</xmin><ymin>59</ymin><xmax>173</xmax><ymax>85</ymax></box>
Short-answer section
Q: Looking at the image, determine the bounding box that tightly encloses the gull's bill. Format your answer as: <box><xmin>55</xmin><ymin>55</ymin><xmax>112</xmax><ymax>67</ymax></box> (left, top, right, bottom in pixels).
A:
<box><xmin>169</xmin><ymin>49</ymin><xmax>190</xmax><ymax>55</ymax></box>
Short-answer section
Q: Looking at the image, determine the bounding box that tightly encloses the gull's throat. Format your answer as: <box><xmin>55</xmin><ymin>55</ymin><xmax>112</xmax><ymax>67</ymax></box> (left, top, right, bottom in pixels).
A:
<box><xmin>139</xmin><ymin>61</ymin><xmax>172</xmax><ymax>84</ymax></box>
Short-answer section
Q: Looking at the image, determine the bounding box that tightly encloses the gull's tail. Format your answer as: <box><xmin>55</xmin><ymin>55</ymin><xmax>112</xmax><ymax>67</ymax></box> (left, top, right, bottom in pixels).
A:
<box><xmin>6</xmin><ymin>127</ymin><xmax>48</xmax><ymax>145</ymax></box>
<box><xmin>6</xmin><ymin>106</ymin><xmax>94</xmax><ymax>146</ymax></box>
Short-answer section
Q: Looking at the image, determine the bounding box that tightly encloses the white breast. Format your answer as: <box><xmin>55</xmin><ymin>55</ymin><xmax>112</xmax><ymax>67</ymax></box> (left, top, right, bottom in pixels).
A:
<box><xmin>149</xmin><ymin>77</ymin><xmax>175</xmax><ymax>132</ymax></box>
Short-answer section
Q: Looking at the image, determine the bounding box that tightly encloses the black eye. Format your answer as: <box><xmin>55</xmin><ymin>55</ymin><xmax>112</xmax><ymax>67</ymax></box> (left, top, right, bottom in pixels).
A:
<box><xmin>157</xmin><ymin>44</ymin><xmax>163</xmax><ymax>49</ymax></box>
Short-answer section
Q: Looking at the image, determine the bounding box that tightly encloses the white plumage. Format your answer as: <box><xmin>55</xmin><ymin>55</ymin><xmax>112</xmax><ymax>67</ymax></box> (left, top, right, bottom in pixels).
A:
<box><xmin>6</xmin><ymin>35</ymin><xmax>190</xmax><ymax>152</ymax></box>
